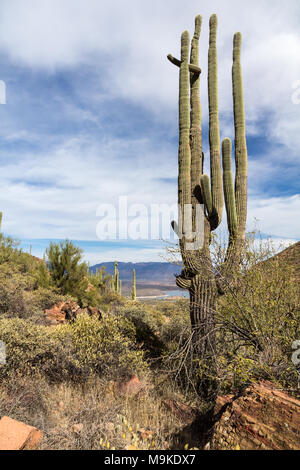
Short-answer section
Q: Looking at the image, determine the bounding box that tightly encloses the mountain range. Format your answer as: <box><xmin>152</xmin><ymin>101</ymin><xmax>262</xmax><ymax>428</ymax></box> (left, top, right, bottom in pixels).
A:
<box><xmin>90</xmin><ymin>262</ymin><xmax>182</xmax><ymax>296</ymax></box>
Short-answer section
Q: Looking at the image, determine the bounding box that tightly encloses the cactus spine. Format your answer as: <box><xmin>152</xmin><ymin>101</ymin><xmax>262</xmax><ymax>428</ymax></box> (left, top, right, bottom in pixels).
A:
<box><xmin>168</xmin><ymin>14</ymin><xmax>248</xmax><ymax>375</ymax></box>
<box><xmin>131</xmin><ymin>268</ymin><xmax>136</xmax><ymax>301</ymax></box>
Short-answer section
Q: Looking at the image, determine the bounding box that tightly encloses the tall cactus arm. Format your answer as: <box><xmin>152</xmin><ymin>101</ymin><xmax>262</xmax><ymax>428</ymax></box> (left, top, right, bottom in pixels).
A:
<box><xmin>232</xmin><ymin>32</ymin><xmax>247</xmax><ymax>235</ymax></box>
<box><xmin>200</xmin><ymin>174</ymin><xmax>213</xmax><ymax>218</ymax></box>
<box><xmin>132</xmin><ymin>269</ymin><xmax>137</xmax><ymax>301</ymax></box>
<box><xmin>222</xmin><ymin>138</ymin><xmax>237</xmax><ymax>236</ymax></box>
<box><xmin>190</xmin><ymin>15</ymin><xmax>203</xmax><ymax>212</ymax></box>
<box><xmin>176</xmin><ymin>275</ymin><xmax>192</xmax><ymax>290</ymax></box>
<box><xmin>221</xmin><ymin>33</ymin><xmax>248</xmax><ymax>279</ymax></box>
<box><xmin>208</xmin><ymin>14</ymin><xmax>223</xmax><ymax>229</ymax></box>
<box><xmin>178</xmin><ymin>31</ymin><xmax>192</xmax><ymax>231</ymax></box>
<box><xmin>167</xmin><ymin>54</ymin><xmax>201</xmax><ymax>74</ymax></box>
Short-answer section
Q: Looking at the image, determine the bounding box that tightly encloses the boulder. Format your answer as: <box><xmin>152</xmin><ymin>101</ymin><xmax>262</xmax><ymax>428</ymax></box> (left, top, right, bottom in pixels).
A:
<box><xmin>0</xmin><ymin>416</ymin><xmax>43</xmax><ymax>450</ymax></box>
<box><xmin>45</xmin><ymin>301</ymin><xmax>103</xmax><ymax>325</ymax></box>
<box><xmin>114</xmin><ymin>375</ymin><xmax>143</xmax><ymax>397</ymax></box>
<box><xmin>211</xmin><ymin>381</ymin><xmax>300</xmax><ymax>450</ymax></box>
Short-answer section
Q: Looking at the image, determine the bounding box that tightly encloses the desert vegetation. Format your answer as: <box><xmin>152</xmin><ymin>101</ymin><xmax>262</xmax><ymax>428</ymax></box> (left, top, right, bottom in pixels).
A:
<box><xmin>0</xmin><ymin>218</ymin><xmax>299</xmax><ymax>449</ymax></box>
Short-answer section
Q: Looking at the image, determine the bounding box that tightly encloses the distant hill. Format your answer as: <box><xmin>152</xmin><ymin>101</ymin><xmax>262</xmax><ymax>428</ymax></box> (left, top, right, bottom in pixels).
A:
<box><xmin>90</xmin><ymin>242</ymin><xmax>300</xmax><ymax>296</ymax></box>
<box><xmin>273</xmin><ymin>241</ymin><xmax>300</xmax><ymax>279</ymax></box>
<box><xmin>90</xmin><ymin>262</ymin><xmax>182</xmax><ymax>296</ymax></box>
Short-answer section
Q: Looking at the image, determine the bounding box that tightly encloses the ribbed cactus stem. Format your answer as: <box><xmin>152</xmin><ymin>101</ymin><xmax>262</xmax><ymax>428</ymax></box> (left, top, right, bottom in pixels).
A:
<box><xmin>190</xmin><ymin>15</ymin><xmax>203</xmax><ymax>233</ymax></box>
<box><xmin>200</xmin><ymin>175</ymin><xmax>213</xmax><ymax>217</ymax></box>
<box><xmin>222</xmin><ymin>138</ymin><xmax>237</xmax><ymax>235</ymax></box>
<box><xmin>110</xmin><ymin>276</ymin><xmax>114</xmax><ymax>292</ymax></box>
<box><xmin>232</xmin><ymin>32</ymin><xmax>247</xmax><ymax>235</ymax></box>
<box><xmin>178</xmin><ymin>31</ymin><xmax>192</xmax><ymax>234</ymax></box>
<box><xmin>167</xmin><ymin>54</ymin><xmax>201</xmax><ymax>74</ymax></box>
<box><xmin>132</xmin><ymin>269</ymin><xmax>136</xmax><ymax>301</ymax></box>
<box><xmin>114</xmin><ymin>261</ymin><xmax>119</xmax><ymax>293</ymax></box>
<box><xmin>208</xmin><ymin>14</ymin><xmax>223</xmax><ymax>229</ymax></box>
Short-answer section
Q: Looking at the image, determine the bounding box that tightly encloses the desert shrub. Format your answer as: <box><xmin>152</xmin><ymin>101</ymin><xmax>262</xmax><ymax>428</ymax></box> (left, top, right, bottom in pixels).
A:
<box><xmin>0</xmin><ymin>314</ymin><xmax>148</xmax><ymax>382</ymax></box>
<box><xmin>0</xmin><ymin>318</ymin><xmax>59</xmax><ymax>379</ymax></box>
<box><xmin>55</xmin><ymin>314</ymin><xmax>148</xmax><ymax>379</ymax></box>
<box><xmin>77</xmin><ymin>284</ymin><xmax>103</xmax><ymax>309</ymax></box>
<box><xmin>100</xmin><ymin>291</ymin><xmax>126</xmax><ymax>306</ymax></box>
<box><xmin>215</xmin><ymin>235</ymin><xmax>300</xmax><ymax>392</ymax></box>
<box><xmin>159</xmin><ymin>301</ymin><xmax>190</xmax><ymax>354</ymax></box>
<box><xmin>0</xmin><ymin>259</ymin><xmax>65</xmax><ymax>321</ymax></box>
<box><xmin>0</xmin><ymin>262</ymin><xmax>40</xmax><ymax>319</ymax></box>
<box><xmin>114</xmin><ymin>303</ymin><xmax>166</xmax><ymax>358</ymax></box>
<box><xmin>0</xmin><ymin>235</ymin><xmax>58</xmax><ymax>320</ymax></box>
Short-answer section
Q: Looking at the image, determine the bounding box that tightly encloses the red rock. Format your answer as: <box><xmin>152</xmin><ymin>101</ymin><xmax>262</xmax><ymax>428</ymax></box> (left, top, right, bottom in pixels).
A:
<box><xmin>0</xmin><ymin>416</ymin><xmax>43</xmax><ymax>450</ymax></box>
<box><xmin>44</xmin><ymin>301</ymin><xmax>103</xmax><ymax>324</ymax></box>
<box><xmin>211</xmin><ymin>381</ymin><xmax>300</xmax><ymax>450</ymax></box>
<box><xmin>44</xmin><ymin>302</ymin><xmax>69</xmax><ymax>324</ymax></box>
<box><xmin>114</xmin><ymin>375</ymin><xmax>143</xmax><ymax>397</ymax></box>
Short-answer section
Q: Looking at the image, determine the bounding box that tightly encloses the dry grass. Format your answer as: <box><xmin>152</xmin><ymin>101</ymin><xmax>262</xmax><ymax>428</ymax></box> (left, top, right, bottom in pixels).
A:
<box><xmin>0</xmin><ymin>372</ymin><xmax>201</xmax><ymax>450</ymax></box>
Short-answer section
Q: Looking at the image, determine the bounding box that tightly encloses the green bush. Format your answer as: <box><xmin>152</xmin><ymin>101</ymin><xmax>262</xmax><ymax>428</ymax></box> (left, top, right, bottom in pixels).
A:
<box><xmin>0</xmin><ymin>318</ymin><xmax>58</xmax><ymax>378</ymax></box>
<box><xmin>0</xmin><ymin>314</ymin><xmax>148</xmax><ymax>382</ymax></box>
<box><xmin>159</xmin><ymin>301</ymin><xmax>190</xmax><ymax>354</ymax></box>
<box><xmin>114</xmin><ymin>303</ymin><xmax>166</xmax><ymax>358</ymax></box>
<box><xmin>215</xmin><ymin>235</ymin><xmax>300</xmax><ymax>392</ymax></box>
<box><xmin>55</xmin><ymin>314</ymin><xmax>148</xmax><ymax>378</ymax></box>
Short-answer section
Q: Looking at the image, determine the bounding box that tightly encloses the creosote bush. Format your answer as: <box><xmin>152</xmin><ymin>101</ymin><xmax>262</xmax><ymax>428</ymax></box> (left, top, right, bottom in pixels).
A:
<box><xmin>0</xmin><ymin>314</ymin><xmax>148</xmax><ymax>382</ymax></box>
<box><xmin>55</xmin><ymin>314</ymin><xmax>148</xmax><ymax>379</ymax></box>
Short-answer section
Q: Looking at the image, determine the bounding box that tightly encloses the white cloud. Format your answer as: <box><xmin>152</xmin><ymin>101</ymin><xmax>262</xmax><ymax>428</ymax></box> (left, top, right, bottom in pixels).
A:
<box><xmin>0</xmin><ymin>0</ymin><xmax>298</xmax><ymax>256</ymax></box>
<box><xmin>0</xmin><ymin>135</ymin><xmax>177</xmax><ymax>239</ymax></box>
<box><xmin>248</xmin><ymin>194</ymin><xmax>300</xmax><ymax>240</ymax></box>
<box><xmin>0</xmin><ymin>0</ymin><xmax>298</xmax><ymax>161</ymax></box>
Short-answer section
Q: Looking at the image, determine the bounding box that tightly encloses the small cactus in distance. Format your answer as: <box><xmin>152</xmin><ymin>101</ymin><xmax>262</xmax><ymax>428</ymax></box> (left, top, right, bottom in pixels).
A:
<box><xmin>113</xmin><ymin>261</ymin><xmax>122</xmax><ymax>295</ymax></box>
<box><xmin>131</xmin><ymin>269</ymin><xmax>136</xmax><ymax>301</ymax></box>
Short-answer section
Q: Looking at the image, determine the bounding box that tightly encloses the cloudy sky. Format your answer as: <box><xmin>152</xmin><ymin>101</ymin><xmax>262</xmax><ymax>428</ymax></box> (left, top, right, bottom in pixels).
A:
<box><xmin>0</xmin><ymin>0</ymin><xmax>299</xmax><ymax>263</ymax></box>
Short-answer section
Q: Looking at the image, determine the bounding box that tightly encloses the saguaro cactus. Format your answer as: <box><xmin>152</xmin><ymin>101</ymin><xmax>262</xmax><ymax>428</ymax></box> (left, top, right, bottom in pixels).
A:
<box><xmin>168</xmin><ymin>14</ymin><xmax>248</xmax><ymax>371</ymax></box>
<box><xmin>131</xmin><ymin>268</ymin><xmax>137</xmax><ymax>301</ymax></box>
<box><xmin>114</xmin><ymin>261</ymin><xmax>121</xmax><ymax>294</ymax></box>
